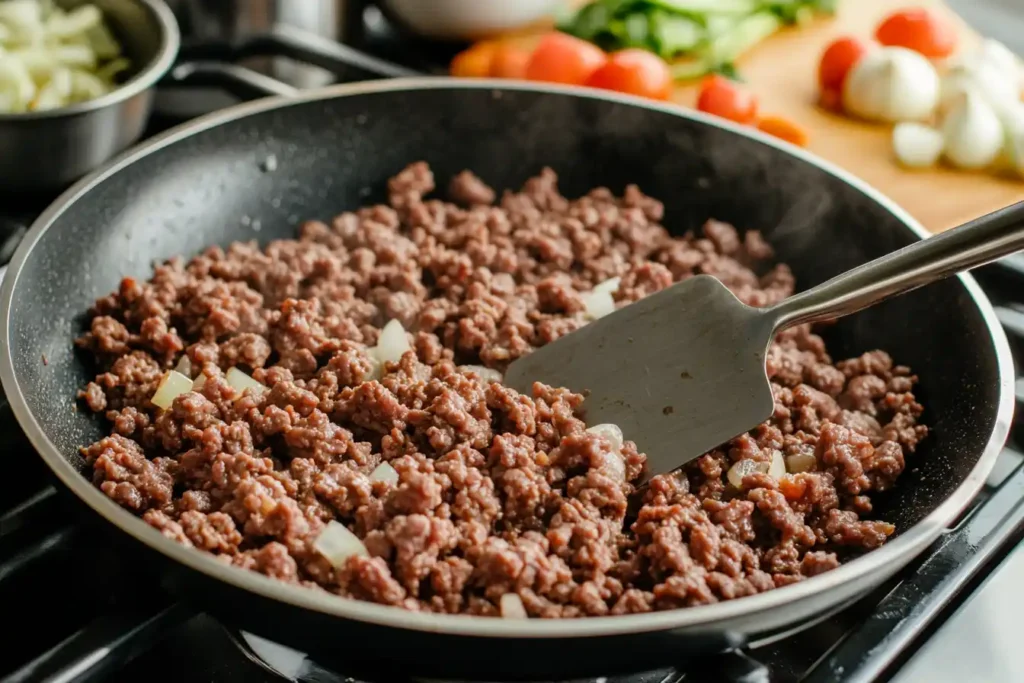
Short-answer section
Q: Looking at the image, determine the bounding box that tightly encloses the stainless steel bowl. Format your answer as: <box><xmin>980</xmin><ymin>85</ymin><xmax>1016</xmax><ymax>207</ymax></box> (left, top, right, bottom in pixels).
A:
<box><xmin>0</xmin><ymin>0</ymin><xmax>180</xmax><ymax>194</ymax></box>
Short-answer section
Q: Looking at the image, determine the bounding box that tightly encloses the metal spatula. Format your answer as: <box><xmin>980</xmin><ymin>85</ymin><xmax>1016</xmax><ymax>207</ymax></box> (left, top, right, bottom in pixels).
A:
<box><xmin>505</xmin><ymin>202</ymin><xmax>1024</xmax><ymax>482</ymax></box>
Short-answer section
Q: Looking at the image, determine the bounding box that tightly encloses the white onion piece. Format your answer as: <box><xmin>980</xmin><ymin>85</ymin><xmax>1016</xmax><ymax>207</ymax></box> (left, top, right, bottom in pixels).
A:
<box><xmin>499</xmin><ymin>593</ymin><xmax>529</xmax><ymax>619</ymax></box>
<box><xmin>373</xmin><ymin>319</ymin><xmax>411</xmax><ymax>364</ymax></box>
<box><xmin>767</xmin><ymin>450</ymin><xmax>786</xmax><ymax>480</ymax></box>
<box><xmin>727</xmin><ymin>459</ymin><xmax>769</xmax><ymax>489</ymax></box>
<box><xmin>151</xmin><ymin>370</ymin><xmax>192</xmax><ymax>409</ymax></box>
<box><xmin>174</xmin><ymin>355</ymin><xmax>192</xmax><ymax>378</ymax></box>
<box><xmin>313</xmin><ymin>520</ymin><xmax>368</xmax><ymax>568</ymax></box>
<box><xmin>460</xmin><ymin>364</ymin><xmax>503</xmax><ymax>383</ymax></box>
<box><xmin>369</xmin><ymin>461</ymin><xmax>399</xmax><ymax>486</ymax></box>
<box><xmin>226</xmin><ymin>367</ymin><xmax>266</xmax><ymax>396</ymax></box>
<box><xmin>581</xmin><ymin>290</ymin><xmax>616</xmax><ymax>320</ymax></box>
<box><xmin>592</xmin><ymin>277</ymin><xmax>621</xmax><ymax>295</ymax></box>
<box><xmin>191</xmin><ymin>372</ymin><xmax>207</xmax><ymax>391</ymax></box>
<box><xmin>892</xmin><ymin>122</ymin><xmax>944</xmax><ymax>168</ymax></box>
<box><xmin>586</xmin><ymin>423</ymin><xmax>624</xmax><ymax>452</ymax></box>
<box><xmin>785</xmin><ymin>453</ymin><xmax>817</xmax><ymax>473</ymax></box>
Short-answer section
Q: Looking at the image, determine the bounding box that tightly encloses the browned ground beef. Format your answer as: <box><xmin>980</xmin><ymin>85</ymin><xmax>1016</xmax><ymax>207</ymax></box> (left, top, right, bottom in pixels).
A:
<box><xmin>76</xmin><ymin>163</ymin><xmax>927</xmax><ymax>617</ymax></box>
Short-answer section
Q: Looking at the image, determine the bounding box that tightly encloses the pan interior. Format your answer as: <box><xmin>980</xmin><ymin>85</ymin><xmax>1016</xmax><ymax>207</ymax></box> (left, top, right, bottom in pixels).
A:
<box><xmin>5</xmin><ymin>85</ymin><xmax>1004</xmax><ymax>572</ymax></box>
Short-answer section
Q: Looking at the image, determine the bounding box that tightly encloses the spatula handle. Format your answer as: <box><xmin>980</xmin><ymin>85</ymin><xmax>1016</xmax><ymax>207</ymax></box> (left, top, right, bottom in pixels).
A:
<box><xmin>767</xmin><ymin>201</ymin><xmax>1024</xmax><ymax>330</ymax></box>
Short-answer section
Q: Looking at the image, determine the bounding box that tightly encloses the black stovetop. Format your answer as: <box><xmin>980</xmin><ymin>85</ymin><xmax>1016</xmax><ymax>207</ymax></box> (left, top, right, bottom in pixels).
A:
<box><xmin>1</xmin><ymin>13</ymin><xmax>1023</xmax><ymax>683</ymax></box>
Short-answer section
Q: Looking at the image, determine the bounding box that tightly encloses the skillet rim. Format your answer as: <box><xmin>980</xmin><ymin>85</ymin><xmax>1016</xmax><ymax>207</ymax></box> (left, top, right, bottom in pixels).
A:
<box><xmin>0</xmin><ymin>77</ymin><xmax>1014</xmax><ymax>639</ymax></box>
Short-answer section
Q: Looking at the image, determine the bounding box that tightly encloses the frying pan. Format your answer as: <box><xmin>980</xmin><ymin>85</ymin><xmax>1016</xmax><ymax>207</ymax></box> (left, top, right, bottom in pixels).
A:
<box><xmin>0</xmin><ymin>73</ymin><xmax>1014</xmax><ymax>681</ymax></box>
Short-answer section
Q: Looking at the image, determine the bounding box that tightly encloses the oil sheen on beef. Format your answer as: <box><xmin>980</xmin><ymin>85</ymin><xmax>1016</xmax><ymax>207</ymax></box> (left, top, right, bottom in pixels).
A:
<box><xmin>76</xmin><ymin>163</ymin><xmax>927</xmax><ymax>618</ymax></box>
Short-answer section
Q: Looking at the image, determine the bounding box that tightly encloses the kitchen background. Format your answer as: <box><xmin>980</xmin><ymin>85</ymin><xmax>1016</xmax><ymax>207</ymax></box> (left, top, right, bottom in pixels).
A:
<box><xmin>1</xmin><ymin>1</ymin><xmax>1024</xmax><ymax>682</ymax></box>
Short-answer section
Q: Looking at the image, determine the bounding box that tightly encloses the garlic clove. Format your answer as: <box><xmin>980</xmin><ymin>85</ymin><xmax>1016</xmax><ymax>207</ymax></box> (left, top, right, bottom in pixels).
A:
<box><xmin>999</xmin><ymin>102</ymin><xmax>1024</xmax><ymax>178</ymax></box>
<box><xmin>940</xmin><ymin>59</ymin><xmax>1019</xmax><ymax>118</ymax></box>
<box><xmin>892</xmin><ymin>122</ymin><xmax>944</xmax><ymax>168</ymax></box>
<box><xmin>941</xmin><ymin>90</ymin><xmax>1005</xmax><ymax>170</ymax></box>
<box><xmin>843</xmin><ymin>47</ymin><xmax>939</xmax><ymax>123</ymax></box>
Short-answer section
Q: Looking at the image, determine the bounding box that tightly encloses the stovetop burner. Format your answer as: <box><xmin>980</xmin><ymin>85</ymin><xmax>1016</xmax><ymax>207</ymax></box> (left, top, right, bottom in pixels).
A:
<box><xmin>1</xmin><ymin>17</ymin><xmax>1023</xmax><ymax>683</ymax></box>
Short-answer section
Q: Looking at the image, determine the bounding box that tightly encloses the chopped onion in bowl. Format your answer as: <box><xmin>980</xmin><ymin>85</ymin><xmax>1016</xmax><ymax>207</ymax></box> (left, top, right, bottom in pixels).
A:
<box><xmin>174</xmin><ymin>355</ymin><xmax>192</xmax><ymax>378</ymax></box>
<box><xmin>499</xmin><ymin>592</ymin><xmax>529</xmax><ymax>619</ymax></box>
<box><xmin>592</xmin><ymin>277</ymin><xmax>621</xmax><ymax>295</ymax></box>
<box><xmin>369</xmin><ymin>461</ymin><xmax>399</xmax><ymax>486</ymax></box>
<box><xmin>313</xmin><ymin>520</ymin><xmax>368</xmax><ymax>568</ymax></box>
<box><xmin>0</xmin><ymin>0</ymin><xmax>130</xmax><ymax>113</ymax></box>
<box><xmin>768</xmin><ymin>450</ymin><xmax>786</xmax><ymax>480</ymax></box>
<box><xmin>226</xmin><ymin>367</ymin><xmax>266</xmax><ymax>396</ymax></box>
<box><xmin>580</xmin><ymin>289</ymin><xmax>616</xmax><ymax>320</ymax></box>
<box><xmin>459</xmin><ymin>364</ymin><xmax>503</xmax><ymax>384</ymax></box>
<box><xmin>372</xmin><ymin>319</ymin><xmax>411</xmax><ymax>364</ymax></box>
<box><xmin>727</xmin><ymin>459</ymin><xmax>769</xmax><ymax>489</ymax></box>
<box><xmin>785</xmin><ymin>452</ymin><xmax>817</xmax><ymax>473</ymax></box>
<box><xmin>151</xmin><ymin>370</ymin><xmax>192</xmax><ymax>410</ymax></box>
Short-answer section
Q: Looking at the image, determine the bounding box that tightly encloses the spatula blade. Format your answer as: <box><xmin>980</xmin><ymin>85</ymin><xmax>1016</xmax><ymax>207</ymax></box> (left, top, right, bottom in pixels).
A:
<box><xmin>504</xmin><ymin>275</ymin><xmax>777</xmax><ymax>481</ymax></box>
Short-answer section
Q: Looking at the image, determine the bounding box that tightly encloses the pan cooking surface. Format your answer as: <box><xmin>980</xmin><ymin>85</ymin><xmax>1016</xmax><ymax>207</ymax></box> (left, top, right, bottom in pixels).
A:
<box><xmin>0</xmin><ymin>83</ymin><xmax>1011</xmax><ymax>663</ymax></box>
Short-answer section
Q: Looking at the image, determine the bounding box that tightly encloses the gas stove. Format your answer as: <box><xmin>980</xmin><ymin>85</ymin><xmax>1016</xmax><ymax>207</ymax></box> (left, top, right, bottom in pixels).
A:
<box><xmin>1</xmin><ymin>6</ymin><xmax>1023</xmax><ymax>683</ymax></box>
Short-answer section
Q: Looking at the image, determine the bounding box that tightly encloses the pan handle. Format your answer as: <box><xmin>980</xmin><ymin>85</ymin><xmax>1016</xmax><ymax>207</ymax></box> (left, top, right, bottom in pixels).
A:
<box><xmin>166</xmin><ymin>61</ymin><xmax>300</xmax><ymax>100</ymax></box>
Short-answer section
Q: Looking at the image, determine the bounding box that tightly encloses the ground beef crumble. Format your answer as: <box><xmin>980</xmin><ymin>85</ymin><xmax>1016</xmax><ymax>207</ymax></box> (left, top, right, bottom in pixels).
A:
<box><xmin>76</xmin><ymin>163</ymin><xmax>927</xmax><ymax>617</ymax></box>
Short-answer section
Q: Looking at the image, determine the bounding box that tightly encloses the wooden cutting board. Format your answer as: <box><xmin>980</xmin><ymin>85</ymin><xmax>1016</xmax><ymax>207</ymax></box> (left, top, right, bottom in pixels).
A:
<box><xmin>512</xmin><ymin>0</ymin><xmax>1024</xmax><ymax>233</ymax></box>
<box><xmin>667</xmin><ymin>0</ymin><xmax>1024</xmax><ymax>233</ymax></box>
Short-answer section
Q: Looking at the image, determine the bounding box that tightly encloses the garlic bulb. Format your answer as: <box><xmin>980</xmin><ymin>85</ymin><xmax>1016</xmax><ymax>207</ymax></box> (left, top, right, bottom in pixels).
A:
<box><xmin>1000</xmin><ymin>102</ymin><xmax>1024</xmax><ymax>178</ymax></box>
<box><xmin>892</xmin><ymin>122</ymin><xmax>944</xmax><ymax>168</ymax></box>
<box><xmin>940</xmin><ymin>59</ymin><xmax>1019</xmax><ymax>117</ymax></box>
<box><xmin>941</xmin><ymin>91</ymin><xmax>1004</xmax><ymax>170</ymax></box>
<box><xmin>843</xmin><ymin>47</ymin><xmax>939</xmax><ymax>123</ymax></box>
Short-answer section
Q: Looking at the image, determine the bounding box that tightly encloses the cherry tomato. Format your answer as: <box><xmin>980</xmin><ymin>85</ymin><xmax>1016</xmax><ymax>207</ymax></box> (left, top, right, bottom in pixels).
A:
<box><xmin>490</xmin><ymin>44</ymin><xmax>531</xmax><ymax>79</ymax></box>
<box><xmin>585</xmin><ymin>49</ymin><xmax>673</xmax><ymax>100</ymax></box>
<box><xmin>450</xmin><ymin>42</ymin><xmax>497</xmax><ymax>78</ymax></box>
<box><xmin>875</xmin><ymin>8</ymin><xmax>957</xmax><ymax>59</ymax></box>
<box><xmin>525</xmin><ymin>32</ymin><xmax>608</xmax><ymax>85</ymax></box>
<box><xmin>818</xmin><ymin>36</ymin><xmax>870</xmax><ymax>93</ymax></box>
<box><xmin>696</xmin><ymin>75</ymin><xmax>758</xmax><ymax>124</ymax></box>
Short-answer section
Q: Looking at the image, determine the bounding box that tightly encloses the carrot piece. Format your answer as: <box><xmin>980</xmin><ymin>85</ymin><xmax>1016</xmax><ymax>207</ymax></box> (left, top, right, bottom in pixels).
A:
<box><xmin>450</xmin><ymin>42</ymin><xmax>499</xmax><ymax>78</ymax></box>
<box><xmin>757</xmin><ymin>115</ymin><xmax>810</xmax><ymax>147</ymax></box>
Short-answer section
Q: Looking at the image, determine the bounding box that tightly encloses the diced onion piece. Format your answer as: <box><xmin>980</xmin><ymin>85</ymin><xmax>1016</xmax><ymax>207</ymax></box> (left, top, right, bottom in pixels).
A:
<box><xmin>586</xmin><ymin>423</ymin><xmax>626</xmax><ymax>482</ymax></box>
<box><xmin>369</xmin><ymin>461</ymin><xmax>399</xmax><ymax>486</ymax></box>
<box><xmin>892</xmin><ymin>122</ymin><xmax>944</xmax><ymax>168</ymax></box>
<box><xmin>592</xmin><ymin>277</ymin><xmax>621</xmax><ymax>295</ymax></box>
<box><xmin>226</xmin><ymin>367</ymin><xmax>266</xmax><ymax>396</ymax></box>
<box><xmin>312</xmin><ymin>520</ymin><xmax>368</xmax><ymax>568</ymax></box>
<box><xmin>459</xmin><ymin>364</ymin><xmax>503</xmax><ymax>384</ymax></box>
<box><xmin>499</xmin><ymin>593</ymin><xmax>528</xmax><ymax>619</ymax></box>
<box><xmin>586</xmin><ymin>423</ymin><xmax>624</xmax><ymax>452</ymax></box>
<box><xmin>785</xmin><ymin>453</ymin><xmax>817</xmax><ymax>473</ymax></box>
<box><xmin>767</xmin><ymin>450</ymin><xmax>786</xmax><ymax>480</ymax></box>
<box><xmin>365</xmin><ymin>354</ymin><xmax>383</xmax><ymax>382</ymax></box>
<box><xmin>45</xmin><ymin>5</ymin><xmax>102</xmax><ymax>39</ymax></box>
<box><xmin>174</xmin><ymin>355</ymin><xmax>192</xmax><ymax>378</ymax></box>
<box><xmin>191</xmin><ymin>372</ymin><xmax>207</xmax><ymax>391</ymax></box>
<box><xmin>727</xmin><ymin>459</ymin><xmax>769</xmax><ymax>489</ymax></box>
<box><xmin>581</xmin><ymin>289</ymin><xmax>616</xmax><ymax>320</ymax></box>
<box><xmin>373</xmin><ymin>319</ymin><xmax>411</xmax><ymax>364</ymax></box>
<box><xmin>151</xmin><ymin>370</ymin><xmax>193</xmax><ymax>409</ymax></box>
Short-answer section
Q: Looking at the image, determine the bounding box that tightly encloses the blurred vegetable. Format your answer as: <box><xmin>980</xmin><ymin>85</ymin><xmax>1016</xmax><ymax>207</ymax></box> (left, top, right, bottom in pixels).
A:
<box><xmin>817</xmin><ymin>36</ymin><xmax>871</xmax><ymax>109</ymax></box>
<box><xmin>842</xmin><ymin>46</ymin><xmax>940</xmax><ymax>122</ymax></box>
<box><xmin>757</xmin><ymin>115</ymin><xmax>809</xmax><ymax>146</ymax></box>
<box><xmin>449</xmin><ymin>41</ymin><xmax>498</xmax><ymax>78</ymax></box>
<box><xmin>696</xmin><ymin>74</ymin><xmax>758</xmax><ymax>123</ymax></box>
<box><xmin>558</xmin><ymin>0</ymin><xmax>837</xmax><ymax>80</ymax></box>
<box><xmin>525</xmin><ymin>32</ymin><xmax>608</xmax><ymax>84</ymax></box>
<box><xmin>875</xmin><ymin>8</ymin><xmax>956</xmax><ymax>59</ymax></box>
<box><xmin>0</xmin><ymin>0</ymin><xmax>129</xmax><ymax>113</ymax></box>
<box><xmin>585</xmin><ymin>48</ymin><xmax>673</xmax><ymax>100</ymax></box>
<box><xmin>892</xmin><ymin>122</ymin><xmax>944</xmax><ymax>168</ymax></box>
<box><xmin>490</xmin><ymin>44</ymin><xmax>531</xmax><ymax>79</ymax></box>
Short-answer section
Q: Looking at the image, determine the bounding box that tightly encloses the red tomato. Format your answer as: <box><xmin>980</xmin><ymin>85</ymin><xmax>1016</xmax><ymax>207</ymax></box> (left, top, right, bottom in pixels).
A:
<box><xmin>875</xmin><ymin>8</ymin><xmax>957</xmax><ymax>58</ymax></box>
<box><xmin>818</xmin><ymin>36</ymin><xmax>870</xmax><ymax>93</ymax></box>
<box><xmin>525</xmin><ymin>32</ymin><xmax>608</xmax><ymax>85</ymax></box>
<box><xmin>490</xmin><ymin>44</ymin><xmax>531</xmax><ymax>79</ymax></box>
<box><xmin>696</xmin><ymin>75</ymin><xmax>758</xmax><ymax>124</ymax></box>
<box><xmin>585</xmin><ymin>49</ymin><xmax>673</xmax><ymax>100</ymax></box>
